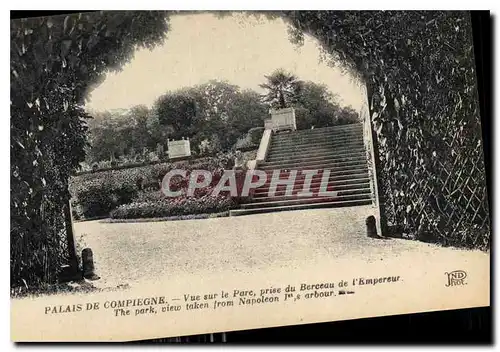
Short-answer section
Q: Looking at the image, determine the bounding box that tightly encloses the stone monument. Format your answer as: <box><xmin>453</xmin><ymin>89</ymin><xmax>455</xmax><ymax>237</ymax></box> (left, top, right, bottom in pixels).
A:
<box><xmin>267</xmin><ymin>107</ymin><xmax>297</xmax><ymax>132</ymax></box>
<box><xmin>168</xmin><ymin>138</ymin><xmax>191</xmax><ymax>159</ymax></box>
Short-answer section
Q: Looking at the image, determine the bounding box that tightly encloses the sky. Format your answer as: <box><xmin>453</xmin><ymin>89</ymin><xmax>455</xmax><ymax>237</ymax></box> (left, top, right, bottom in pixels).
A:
<box><xmin>85</xmin><ymin>12</ymin><xmax>366</xmax><ymax>113</ymax></box>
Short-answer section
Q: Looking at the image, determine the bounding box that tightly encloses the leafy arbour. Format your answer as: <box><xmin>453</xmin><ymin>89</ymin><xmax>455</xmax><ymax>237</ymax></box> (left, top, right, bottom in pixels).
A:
<box><xmin>11</xmin><ymin>11</ymin><xmax>170</xmax><ymax>288</ymax></box>
<box><xmin>279</xmin><ymin>11</ymin><xmax>488</xmax><ymax>247</ymax></box>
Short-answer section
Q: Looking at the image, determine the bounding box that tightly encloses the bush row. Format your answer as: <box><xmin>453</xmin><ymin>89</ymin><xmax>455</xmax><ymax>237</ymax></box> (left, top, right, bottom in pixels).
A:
<box><xmin>109</xmin><ymin>195</ymin><xmax>237</xmax><ymax>219</ymax></box>
<box><xmin>108</xmin><ymin>211</ymin><xmax>229</xmax><ymax>223</ymax></box>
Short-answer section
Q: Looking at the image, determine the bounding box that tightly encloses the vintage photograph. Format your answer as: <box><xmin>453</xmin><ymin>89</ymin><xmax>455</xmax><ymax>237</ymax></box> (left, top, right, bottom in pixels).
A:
<box><xmin>10</xmin><ymin>10</ymin><xmax>490</xmax><ymax>342</ymax></box>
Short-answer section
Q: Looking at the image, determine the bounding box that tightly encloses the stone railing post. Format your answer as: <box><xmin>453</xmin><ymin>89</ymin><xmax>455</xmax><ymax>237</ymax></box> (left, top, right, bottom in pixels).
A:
<box><xmin>362</xmin><ymin>84</ymin><xmax>385</xmax><ymax>236</ymax></box>
<box><xmin>256</xmin><ymin>129</ymin><xmax>272</xmax><ymax>163</ymax></box>
<box><xmin>244</xmin><ymin>129</ymin><xmax>272</xmax><ymax>200</ymax></box>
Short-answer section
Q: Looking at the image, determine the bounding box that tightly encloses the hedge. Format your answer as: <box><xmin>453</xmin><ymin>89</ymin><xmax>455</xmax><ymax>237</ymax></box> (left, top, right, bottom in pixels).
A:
<box><xmin>110</xmin><ymin>195</ymin><xmax>237</xmax><ymax>219</ymax></box>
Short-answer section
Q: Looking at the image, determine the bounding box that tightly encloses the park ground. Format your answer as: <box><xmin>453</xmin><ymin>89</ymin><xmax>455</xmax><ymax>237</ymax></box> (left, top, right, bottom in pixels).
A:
<box><xmin>73</xmin><ymin>206</ymin><xmax>489</xmax><ymax>290</ymax></box>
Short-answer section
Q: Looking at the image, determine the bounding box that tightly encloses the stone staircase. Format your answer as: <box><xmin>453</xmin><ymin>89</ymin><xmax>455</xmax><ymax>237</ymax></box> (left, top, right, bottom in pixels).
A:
<box><xmin>230</xmin><ymin>123</ymin><xmax>373</xmax><ymax>216</ymax></box>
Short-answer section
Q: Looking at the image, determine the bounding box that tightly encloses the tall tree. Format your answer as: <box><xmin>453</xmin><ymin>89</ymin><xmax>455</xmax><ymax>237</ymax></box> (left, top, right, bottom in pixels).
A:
<box><xmin>189</xmin><ymin>81</ymin><xmax>266</xmax><ymax>151</ymax></box>
<box><xmin>154</xmin><ymin>90</ymin><xmax>199</xmax><ymax>140</ymax></box>
<box><xmin>191</xmin><ymin>80</ymin><xmax>240</xmax><ymax>121</ymax></box>
<box><xmin>154</xmin><ymin>81</ymin><xmax>267</xmax><ymax>154</ymax></box>
<box><xmin>293</xmin><ymin>81</ymin><xmax>342</xmax><ymax>129</ymax></box>
<box><xmin>259</xmin><ymin>69</ymin><xmax>303</xmax><ymax>108</ymax></box>
<box><xmin>335</xmin><ymin>106</ymin><xmax>359</xmax><ymax>125</ymax></box>
<box><xmin>226</xmin><ymin>89</ymin><xmax>268</xmax><ymax>136</ymax></box>
<box><xmin>85</xmin><ymin>81</ymin><xmax>268</xmax><ymax>162</ymax></box>
<box><xmin>86</xmin><ymin>105</ymin><xmax>159</xmax><ymax>163</ymax></box>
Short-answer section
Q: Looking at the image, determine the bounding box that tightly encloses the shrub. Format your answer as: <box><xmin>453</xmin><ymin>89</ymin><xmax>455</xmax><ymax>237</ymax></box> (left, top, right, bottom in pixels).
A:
<box><xmin>75</xmin><ymin>183</ymin><xmax>137</xmax><ymax>219</ymax></box>
<box><xmin>233</xmin><ymin>134</ymin><xmax>254</xmax><ymax>151</ymax></box>
<box><xmin>248</xmin><ymin>127</ymin><xmax>265</xmax><ymax>144</ymax></box>
<box><xmin>233</xmin><ymin>127</ymin><xmax>264</xmax><ymax>151</ymax></box>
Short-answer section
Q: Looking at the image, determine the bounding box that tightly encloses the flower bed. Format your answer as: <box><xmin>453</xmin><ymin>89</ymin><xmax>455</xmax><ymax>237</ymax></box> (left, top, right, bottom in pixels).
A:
<box><xmin>70</xmin><ymin>152</ymin><xmax>241</xmax><ymax>220</ymax></box>
<box><xmin>110</xmin><ymin>195</ymin><xmax>237</xmax><ymax>219</ymax></box>
<box><xmin>106</xmin><ymin>211</ymin><xmax>229</xmax><ymax>223</ymax></box>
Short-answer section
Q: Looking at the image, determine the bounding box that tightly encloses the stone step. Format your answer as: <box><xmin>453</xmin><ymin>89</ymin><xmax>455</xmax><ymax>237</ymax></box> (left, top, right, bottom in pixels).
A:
<box><xmin>272</xmin><ymin>130</ymin><xmax>362</xmax><ymax>142</ymax></box>
<box><xmin>256</xmin><ymin>170</ymin><xmax>369</xmax><ymax>185</ymax></box>
<box><xmin>256</xmin><ymin>171</ymin><xmax>370</xmax><ymax>188</ymax></box>
<box><xmin>272</xmin><ymin>131</ymin><xmax>362</xmax><ymax>140</ymax></box>
<box><xmin>270</xmin><ymin>140</ymin><xmax>364</xmax><ymax>152</ymax></box>
<box><xmin>270</xmin><ymin>140</ymin><xmax>364</xmax><ymax>151</ymax></box>
<box><xmin>253</xmin><ymin>178</ymin><xmax>371</xmax><ymax>195</ymax></box>
<box><xmin>272</xmin><ymin>131</ymin><xmax>363</xmax><ymax>142</ymax></box>
<box><xmin>252</xmin><ymin>187</ymin><xmax>372</xmax><ymax>202</ymax></box>
<box><xmin>229</xmin><ymin>198</ymin><xmax>373</xmax><ymax>216</ymax></box>
<box><xmin>272</xmin><ymin>124</ymin><xmax>363</xmax><ymax>138</ymax></box>
<box><xmin>267</xmin><ymin>146</ymin><xmax>366</xmax><ymax>158</ymax></box>
<box><xmin>258</xmin><ymin>159</ymin><xmax>368</xmax><ymax>172</ymax></box>
<box><xmin>268</xmin><ymin>145</ymin><xmax>366</xmax><ymax>158</ymax></box>
<box><xmin>268</xmin><ymin>147</ymin><xmax>340</xmax><ymax>158</ymax></box>
<box><xmin>270</xmin><ymin>140</ymin><xmax>365</xmax><ymax>151</ymax></box>
<box><xmin>275</xmin><ymin>125</ymin><xmax>362</xmax><ymax>133</ymax></box>
<box><xmin>241</xmin><ymin>192</ymin><xmax>372</xmax><ymax>209</ymax></box>
<box><xmin>228</xmin><ymin>123</ymin><xmax>372</xmax><ymax>216</ymax></box>
<box><xmin>271</xmin><ymin>134</ymin><xmax>363</xmax><ymax>144</ymax></box>
<box><xmin>266</xmin><ymin>150</ymin><xmax>366</xmax><ymax>164</ymax></box>
<box><xmin>260</xmin><ymin>156</ymin><xmax>367</xmax><ymax>170</ymax></box>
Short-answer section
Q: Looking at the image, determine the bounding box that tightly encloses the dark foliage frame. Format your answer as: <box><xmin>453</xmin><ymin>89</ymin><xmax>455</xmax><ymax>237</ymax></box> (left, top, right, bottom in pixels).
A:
<box><xmin>283</xmin><ymin>11</ymin><xmax>489</xmax><ymax>248</ymax></box>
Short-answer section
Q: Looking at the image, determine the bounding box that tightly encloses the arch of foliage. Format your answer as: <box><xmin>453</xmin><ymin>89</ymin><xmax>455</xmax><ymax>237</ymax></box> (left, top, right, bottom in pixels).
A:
<box><xmin>11</xmin><ymin>11</ymin><xmax>170</xmax><ymax>288</ymax></box>
<box><xmin>11</xmin><ymin>10</ymin><xmax>489</xmax><ymax>290</ymax></box>
<box><xmin>279</xmin><ymin>11</ymin><xmax>489</xmax><ymax>248</ymax></box>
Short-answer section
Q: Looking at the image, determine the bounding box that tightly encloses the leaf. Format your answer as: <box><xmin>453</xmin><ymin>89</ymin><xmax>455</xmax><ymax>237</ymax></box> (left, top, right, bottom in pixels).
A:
<box><xmin>63</xmin><ymin>16</ymin><xmax>71</xmax><ymax>33</ymax></box>
<box><xmin>60</xmin><ymin>40</ymin><xmax>72</xmax><ymax>58</ymax></box>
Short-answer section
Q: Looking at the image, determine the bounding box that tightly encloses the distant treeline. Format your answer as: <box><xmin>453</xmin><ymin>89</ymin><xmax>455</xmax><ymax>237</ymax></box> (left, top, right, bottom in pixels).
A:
<box><xmin>84</xmin><ymin>70</ymin><xmax>359</xmax><ymax>165</ymax></box>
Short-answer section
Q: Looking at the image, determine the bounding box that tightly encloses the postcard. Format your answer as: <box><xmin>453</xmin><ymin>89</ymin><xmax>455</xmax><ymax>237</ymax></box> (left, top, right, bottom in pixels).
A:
<box><xmin>10</xmin><ymin>10</ymin><xmax>490</xmax><ymax>342</ymax></box>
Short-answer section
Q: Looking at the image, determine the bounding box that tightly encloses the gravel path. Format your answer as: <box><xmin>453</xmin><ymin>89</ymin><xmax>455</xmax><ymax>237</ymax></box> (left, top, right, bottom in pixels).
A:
<box><xmin>74</xmin><ymin>206</ymin><xmax>486</xmax><ymax>289</ymax></box>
